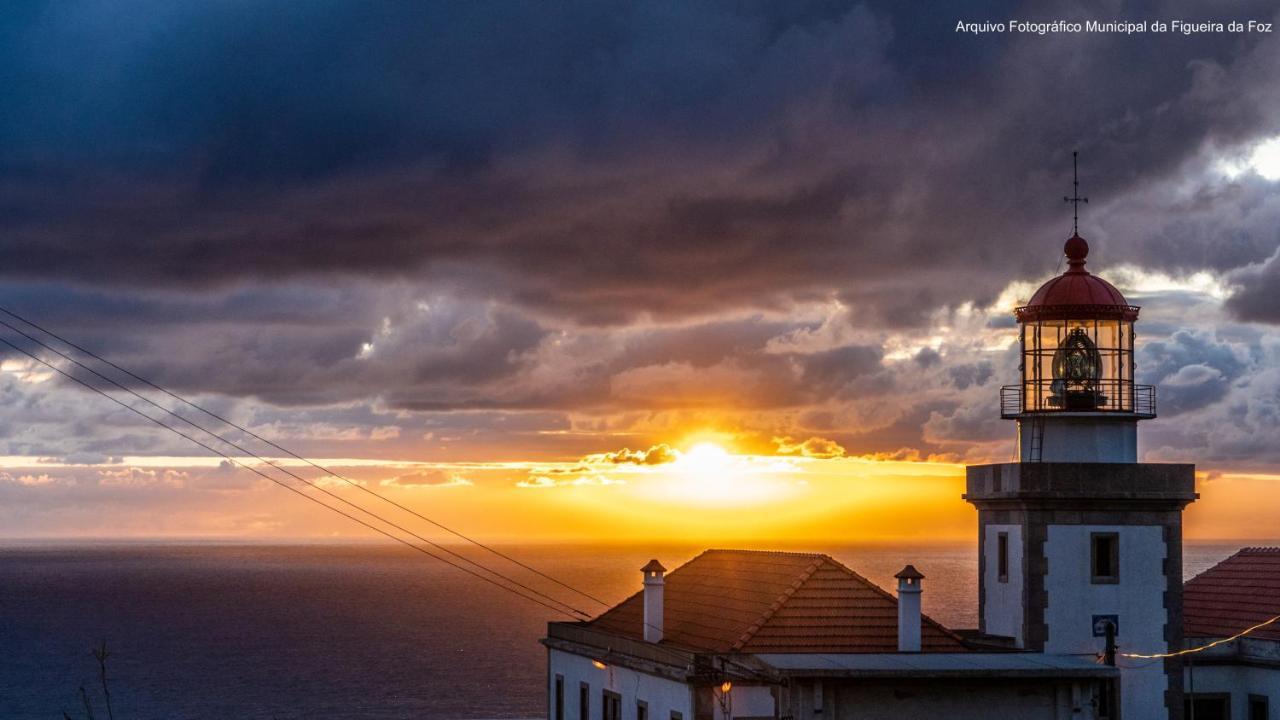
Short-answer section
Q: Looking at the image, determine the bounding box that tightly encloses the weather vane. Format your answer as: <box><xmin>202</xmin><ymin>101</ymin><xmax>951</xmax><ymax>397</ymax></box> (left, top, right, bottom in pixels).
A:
<box><xmin>1064</xmin><ymin>150</ymin><xmax>1088</xmax><ymax>235</ymax></box>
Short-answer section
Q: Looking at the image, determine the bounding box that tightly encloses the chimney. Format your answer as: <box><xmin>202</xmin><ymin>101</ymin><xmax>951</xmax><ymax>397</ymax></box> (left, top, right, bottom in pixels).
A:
<box><xmin>895</xmin><ymin>565</ymin><xmax>924</xmax><ymax>652</ymax></box>
<box><xmin>641</xmin><ymin>559</ymin><xmax>666</xmax><ymax>643</ymax></box>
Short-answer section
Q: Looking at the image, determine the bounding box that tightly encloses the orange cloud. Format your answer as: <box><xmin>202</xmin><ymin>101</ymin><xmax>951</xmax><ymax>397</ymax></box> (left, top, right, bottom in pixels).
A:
<box><xmin>380</xmin><ymin>470</ymin><xmax>473</xmax><ymax>488</ymax></box>
<box><xmin>773</xmin><ymin>436</ymin><xmax>846</xmax><ymax>459</ymax></box>
<box><xmin>584</xmin><ymin>443</ymin><xmax>679</xmax><ymax>466</ymax></box>
<box><xmin>516</xmin><ymin>475</ymin><xmax>625</xmax><ymax>489</ymax></box>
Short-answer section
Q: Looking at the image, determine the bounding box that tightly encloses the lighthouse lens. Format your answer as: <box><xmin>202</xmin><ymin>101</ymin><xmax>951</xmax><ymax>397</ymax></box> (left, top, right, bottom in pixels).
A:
<box><xmin>1050</xmin><ymin>328</ymin><xmax>1103</xmax><ymax>409</ymax></box>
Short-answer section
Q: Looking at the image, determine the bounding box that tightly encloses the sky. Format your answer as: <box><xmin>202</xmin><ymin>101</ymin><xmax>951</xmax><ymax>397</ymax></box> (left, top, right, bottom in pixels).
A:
<box><xmin>2</xmin><ymin>1</ymin><xmax>1280</xmax><ymax>542</ymax></box>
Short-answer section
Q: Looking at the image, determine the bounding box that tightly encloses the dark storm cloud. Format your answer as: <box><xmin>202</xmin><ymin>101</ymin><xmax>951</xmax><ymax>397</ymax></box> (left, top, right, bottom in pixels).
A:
<box><xmin>3</xmin><ymin>0</ymin><xmax>1280</xmax><ymax>328</ymax></box>
<box><xmin>1140</xmin><ymin>329</ymin><xmax>1247</xmax><ymax>415</ymax></box>
<box><xmin>2</xmin><ymin>0</ymin><xmax>1280</xmax><ymax>482</ymax></box>
<box><xmin>1225</xmin><ymin>249</ymin><xmax>1280</xmax><ymax>323</ymax></box>
<box><xmin>798</xmin><ymin>344</ymin><xmax>885</xmax><ymax>395</ymax></box>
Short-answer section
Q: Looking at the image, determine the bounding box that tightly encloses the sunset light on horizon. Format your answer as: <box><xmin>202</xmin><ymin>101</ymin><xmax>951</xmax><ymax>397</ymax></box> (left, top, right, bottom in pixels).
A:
<box><xmin>6</xmin><ymin>4</ymin><xmax>1280</xmax><ymax>717</ymax></box>
<box><xmin>3</xmin><ymin>264</ymin><xmax>1277</xmax><ymax>543</ymax></box>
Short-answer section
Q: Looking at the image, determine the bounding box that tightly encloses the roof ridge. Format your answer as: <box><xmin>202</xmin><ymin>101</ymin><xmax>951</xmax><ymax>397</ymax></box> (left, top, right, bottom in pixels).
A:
<box><xmin>821</xmin><ymin>555</ymin><xmax>969</xmax><ymax>646</ymax></box>
<box><xmin>730</xmin><ymin>556</ymin><xmax>827</xmax><ymax>652</ymax></box>
<box><xmin>704</xmin><ymin>548</ymin><xmax>826</xmax><ymax>558</ymax></box>
<box><xmin>1185</xmin><ymin>546</ymin><xmax>1280</xmax><ymax>588</ymax></box>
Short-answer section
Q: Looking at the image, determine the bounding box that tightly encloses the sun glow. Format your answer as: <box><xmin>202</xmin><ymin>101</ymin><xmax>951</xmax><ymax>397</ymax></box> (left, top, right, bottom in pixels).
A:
<box><xmin>675</xmin><ymin>442</ymin><xmax>734</xmax><ymax>476</ymax></box>
<box><xmin>628</xmin><ymin>442</ymin><xmax>796</xmax><ymax>507</ymax></box>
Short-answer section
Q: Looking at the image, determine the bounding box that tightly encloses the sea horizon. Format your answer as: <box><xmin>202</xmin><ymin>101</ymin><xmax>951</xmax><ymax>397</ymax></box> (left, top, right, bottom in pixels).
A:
<box><xmin>1</xmin><ymin>539</ymin><xmax>1262</xmax><ymax>719</ymax></box>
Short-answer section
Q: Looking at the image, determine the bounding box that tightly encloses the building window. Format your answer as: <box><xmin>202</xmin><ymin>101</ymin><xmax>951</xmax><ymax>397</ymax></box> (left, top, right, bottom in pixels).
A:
<box><xmin>1250</xmin><ymin>694</ymin><xmax>1269</xmax><ymax>720</ymax></box>
<box><xmin>579</xmin><ymin>682</ymin><xmax>589</xmax><ymax>720</ymax></box>
<box><xmin>997</xmin><ymin>531</ymin><xmax>1009</xmax><ymax>583</ymax></box>
<box><xmin>554</xmin><ymin>674</ymin><xmax>564</xmax><ymax>720</ymax></box>
<box><xmin>1091</xmin><ymin>532</ymin><xmax>1119</xmax><ymax>584</ymax></box>
<box><xmin>1186</xmin><ymin>694</ymin><xmax>1231</xmax><ymax>720</ymax></box>
<box><xmin>637</xmin><ymin>700</ymin><xmax>648</xmax><ymax>720</ymax></box>
<box><xmin>602</xmin><ymin>690</ymin><xmax>621</xmax><ymax>720</ymax></box>
<box><xmin>670</xmin><ymin>713</ymin><xmax>683</xmax><ymax>720</ymax></box>
<box><xmin>1096</xmin><ymin>678</ymin><xmax>1116</xmax><ymax>719</ymax></box>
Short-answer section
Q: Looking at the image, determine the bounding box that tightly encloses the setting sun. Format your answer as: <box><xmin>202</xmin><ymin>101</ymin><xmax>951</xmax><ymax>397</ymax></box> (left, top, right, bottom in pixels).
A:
<box><xmin>674</xmin><ymin>442</ymin><xmax>733</xmax><ymax>477</ymax></box>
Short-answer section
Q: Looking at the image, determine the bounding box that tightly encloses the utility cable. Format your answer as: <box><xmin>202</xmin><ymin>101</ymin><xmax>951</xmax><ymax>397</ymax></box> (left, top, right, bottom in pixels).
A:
<box><xmin>0</xmin><ymin>318</ymin><xmax>591</xmax><ymax>619</ymax></box>
<box><xmin>0</xmin><ymin>304</ymin><xmax>610</xmax><ymax>609</ymax></box>
<box><xmin>1120</xmin><ymin>614</ymin><xmax>1280</xmax><ymax>659</ymax></box>
<box><xmin>0</xmin><ymin>309</ymin><xmax>778</xmax><ymax>678</ymax></box>
<box><xmin>0</xmin><ymin>335</ymin><xmax>589</xmax><ymax>621</ymax></box>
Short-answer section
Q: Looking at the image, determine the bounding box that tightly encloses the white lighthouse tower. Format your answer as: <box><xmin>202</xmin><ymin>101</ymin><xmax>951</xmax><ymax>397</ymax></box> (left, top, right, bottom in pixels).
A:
<box><xmin>965</xmin><ymin>168</ymin><xmax>1198</xmax><ymax>720</ymax></box>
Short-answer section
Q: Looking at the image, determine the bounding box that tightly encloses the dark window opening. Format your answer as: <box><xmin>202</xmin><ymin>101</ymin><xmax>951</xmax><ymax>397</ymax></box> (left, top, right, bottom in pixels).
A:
<box><xmin>1091</xmin><ymin>532</ymin><xmax>1119</xmax><ymax>583</ymax></box>
<box><xmin>1250</xmin><ymin>694</ymin><xmax>1270</xmax><ymax>720</ymax></box>
<box><xmin>602</xmin><ymin>690</ymin><xmax>621</xmax><ymax>720</ymax></box>
<box><xmin>671</xmin><ymin>713</ymin><xmax>683</xmax><ymax>720</ymax></box>
<box><xmin>554</xmin><ymin>675</ymin><xmax>564</xmax><ymax>720</ymax></box>
<box><xmin>997</xmin><ymin>532</ymin><xmax>1009</xmax><ymax>582</ymax></box>
<box><xmin>1186</xmin><ymin>694</ymin><xmax>1230</xmax><ymax>720</ymax></box>
<box><xmin>637</xmin><ymin>699</ymin><xmax>648</xmax><ymax>720</ymax></box>
<box><xmin>579</xmin><ymin>683</ymin><xmax>589</xmax><ymax>720</ymax></box>
<box><xmin>1094</xmin><ymin>677</ymin><xmax>1123</xmax><ymax>719</ymax></box>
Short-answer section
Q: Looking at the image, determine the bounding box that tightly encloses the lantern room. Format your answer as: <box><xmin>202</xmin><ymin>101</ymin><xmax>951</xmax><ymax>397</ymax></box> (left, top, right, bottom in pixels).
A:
<box><xmin>1002</xmin><ymin>234</ymin><xmax>1154</xmax><ymax>420</ymax></box>
<box><xmin>1001</xmin><ymin>233</ymin><xmax>1155</xmax><ymax>462</ymax></box>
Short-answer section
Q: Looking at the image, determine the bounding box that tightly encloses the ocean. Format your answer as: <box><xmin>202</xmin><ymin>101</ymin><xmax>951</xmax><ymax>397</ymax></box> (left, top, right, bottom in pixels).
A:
<box><xmin>0</xmin><ymin>541</ymin><xmax>1248</xmax><ymax>719</ymax></box>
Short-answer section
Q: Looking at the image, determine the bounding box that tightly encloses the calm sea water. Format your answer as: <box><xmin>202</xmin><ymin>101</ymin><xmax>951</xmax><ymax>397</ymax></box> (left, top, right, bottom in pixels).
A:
<box><xmin>0</xmin><ymin>541</ymin><xmax>1248</xmax><ymax>719</ymax></box>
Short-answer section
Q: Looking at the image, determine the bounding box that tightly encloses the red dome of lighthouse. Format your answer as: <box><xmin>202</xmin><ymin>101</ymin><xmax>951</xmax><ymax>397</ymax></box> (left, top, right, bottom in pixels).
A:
<box><xmin>1014</xmin><ymin>234</ymin><xmax>1138</xmax><ymax>322</ymax></box>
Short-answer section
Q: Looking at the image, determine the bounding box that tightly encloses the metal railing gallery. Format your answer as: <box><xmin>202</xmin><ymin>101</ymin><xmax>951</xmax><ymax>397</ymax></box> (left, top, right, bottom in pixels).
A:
<box><xmin>1000</xmin><ymin>383</ymin><xmax>1156</xmax><ymax>418</ymax></box>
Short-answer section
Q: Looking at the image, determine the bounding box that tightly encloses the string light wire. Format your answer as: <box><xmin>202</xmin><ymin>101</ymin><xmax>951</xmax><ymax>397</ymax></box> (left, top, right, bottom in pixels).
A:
<box><xmin>1120</xmin><ymin>614</ymin><xmax>1280</xmax><ymax>659</ymax></box>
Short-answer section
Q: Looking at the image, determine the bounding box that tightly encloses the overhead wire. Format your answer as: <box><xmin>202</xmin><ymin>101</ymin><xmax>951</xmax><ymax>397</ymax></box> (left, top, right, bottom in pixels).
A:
<box><xmin>0</xmin><ymin>308</ymin><xmax>779</xmax><ymax>678</ymax></box>
<box><xmin>0</xmin><ymin>333</ymin><xmax>591</xmax><ymax>621</ymax></box>
<box><xmin>0</xmin><ymin>316</ymin><xmax>592</xmax><ymax>618</ymax></box>
<box><xmin>1120</xmin><ymin>614</ymin><xmax>1280</xmax><ymax>660</ymax></box>
<box><xmin>0</xmin><ymin>305</ymin><xmax>611</xmax><ymax>610</ymax></box>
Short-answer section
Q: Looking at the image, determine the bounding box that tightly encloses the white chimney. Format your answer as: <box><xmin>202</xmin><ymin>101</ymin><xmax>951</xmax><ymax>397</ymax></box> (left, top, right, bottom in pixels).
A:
<box><xmin>641</xmin><ymin>559</ymin><xmax>666</xmax><ymax>643</ymax></box>
<box><xmin>895</xmin><ymin>565</ymin><xmax>924</xmax><ymax>652</ymax></box>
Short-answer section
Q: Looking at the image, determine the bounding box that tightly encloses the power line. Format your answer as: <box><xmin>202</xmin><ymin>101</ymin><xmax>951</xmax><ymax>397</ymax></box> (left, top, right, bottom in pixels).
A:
<box><xmin>0</xmin><ymin>304</ymin><xmax>610</xmax><ymax>609</ymax></box>
<box><xmin>0</xmin><ymin>335</ymin><xmax>591</xmax><ymax>621</ymax></box>
<box><xmin>0</xmin><ymin>308</ymin><xmax>774</xmax><ymax>679</ymax></box>
<box><xmin>1121</xmin><ymin>614</ymin><xmax>1280</xmax><ymax>660</ymax></box>
<box><xmin>0</xmin><ymin>317</ymin><xmax>593</xmax><ymax>619</ymax></box>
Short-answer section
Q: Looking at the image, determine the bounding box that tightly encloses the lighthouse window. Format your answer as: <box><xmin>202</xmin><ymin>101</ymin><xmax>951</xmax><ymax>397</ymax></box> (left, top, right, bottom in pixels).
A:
<box><xmin>1091</xmin><ymin>533</ymin><xmax>1119</xmax><ymax>583</ymax></box>
<box><xmin>997</xmin><ymin>532</ymin><xmax>1009</xmax><ymax>582</ymax></box>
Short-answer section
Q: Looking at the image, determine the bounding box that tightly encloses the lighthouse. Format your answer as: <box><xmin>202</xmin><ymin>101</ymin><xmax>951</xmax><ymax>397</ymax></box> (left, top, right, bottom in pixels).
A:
<box><xmin>964</xmin><ymin>168</ymin><xmax>1198</xmax><ymax>720</ymax></box>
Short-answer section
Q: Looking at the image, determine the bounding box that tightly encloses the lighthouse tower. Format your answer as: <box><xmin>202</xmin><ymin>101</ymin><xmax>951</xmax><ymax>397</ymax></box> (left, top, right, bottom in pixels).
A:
<box><xmin>965</xmin><ymin>222</ymin><xmax>1198</xmax><ymax>718</ymax></box>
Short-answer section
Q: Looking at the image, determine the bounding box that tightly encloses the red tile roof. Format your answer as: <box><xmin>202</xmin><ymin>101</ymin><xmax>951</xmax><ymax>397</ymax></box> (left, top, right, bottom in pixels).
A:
<box><xmin>1184</xmin><ymin>547</ymin><xmax>1280</xmax><ymax>641</ymax></box>
<box><xmin>588</xmin><ymin>549</ymin><xmax>967</xmax><ymax>653</ymax></box>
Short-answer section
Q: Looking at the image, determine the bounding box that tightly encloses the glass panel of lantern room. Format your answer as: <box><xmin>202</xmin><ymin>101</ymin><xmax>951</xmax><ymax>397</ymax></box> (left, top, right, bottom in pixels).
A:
<box><xmin>1094</xmin><ymin>319</ymin><xmax>1117</xmax><ymax>410</ymax></box>
<box><xmin>1029</xmin><ymin>320</ymin><xmax>1046</xmax><ymax>411</ymax></box>
<box><xmin>1022</xmin><ymin>322</ymin><xmax>1036</xmax><ymax>411</ymax></box>
<box><xmin>1019</xmin><ymin>322</ymin><xmax>1027</xmax><ymax>410</ymax></box>
<box><xmin>1035</xmin><ymin>319</ymin><xmax>1055</xmax><ymax>410</ymax></box>
<box><xmin>1120</xmin><ymin>319</ymin><xmax>1134</xmax><ymax>410</ymax></box>
<box><xmin>1023</xmin><ymin>321</ymin><xmax>1053</xmax><ymax>412</ymax></box>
